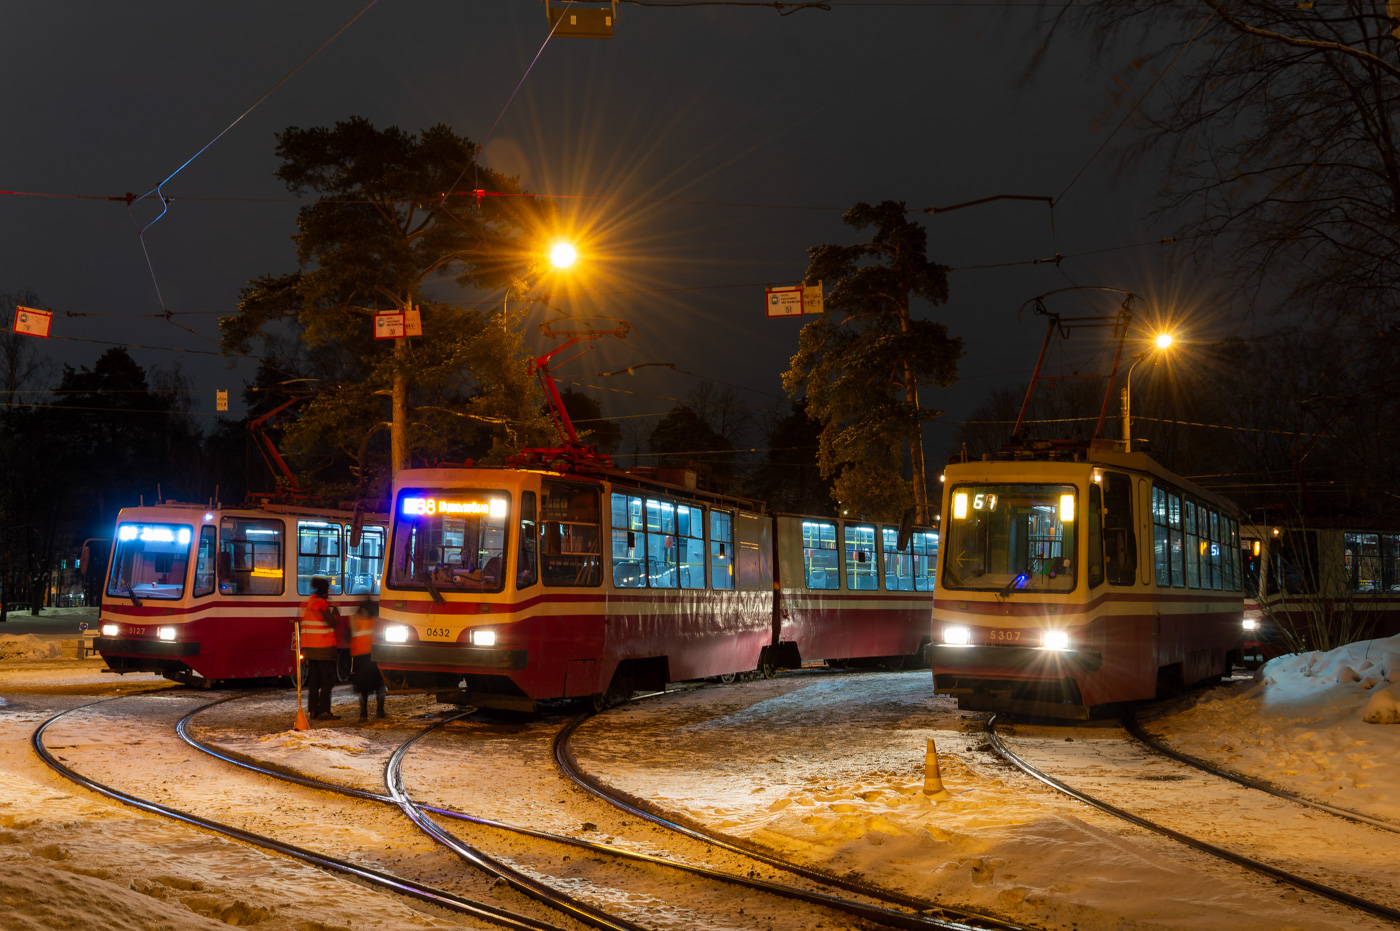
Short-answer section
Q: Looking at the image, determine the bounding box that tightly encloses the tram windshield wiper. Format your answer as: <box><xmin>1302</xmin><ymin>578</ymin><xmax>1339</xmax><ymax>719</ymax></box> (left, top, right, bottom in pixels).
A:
<box><xmin>123</xmin><ymin>584</ymin><xmax>142</xmax><ymax>608</ymax></box>
<box><xmin>1000</xmin><ymin>572</ymin><xmax>1030</xmax><ymax>598</ymax></box>
<box><xmin>422</xmin><ymin>574</ymin><xmax>445</xmax><ymax>605</ymax></box>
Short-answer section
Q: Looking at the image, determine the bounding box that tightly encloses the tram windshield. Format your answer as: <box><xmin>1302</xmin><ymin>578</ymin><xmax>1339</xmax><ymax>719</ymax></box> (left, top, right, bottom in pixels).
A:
<box><xmin>389</xmin><ymin>490</ymin><xmax>511</xmax><ymax>593</ymax></box>
<box><xmin>941</xmin><ymin>484</ymin><xmax>1078</xmax><ymax>593</ymax></box>
<box><xmin>107</xmin><ymin>522</ymin><xmax>194</xmax><ymax>600</ymax></box>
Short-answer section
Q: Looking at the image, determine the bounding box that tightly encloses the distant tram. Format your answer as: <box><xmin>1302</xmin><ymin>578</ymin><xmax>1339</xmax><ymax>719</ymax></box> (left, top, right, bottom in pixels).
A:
<box><xmin>929</xmin><ymin>442</ymin><xmax>1246</xmax><ymax>719</ymax></box>
<box><xmin>371</xmin><ymin>466</ymin><xmax>938</xmax><ymax>711</ymax></box>
<box><xmin>95</xmin><ymin>501</ymin><xmax>387</xmax><ymax>685</ymax></box>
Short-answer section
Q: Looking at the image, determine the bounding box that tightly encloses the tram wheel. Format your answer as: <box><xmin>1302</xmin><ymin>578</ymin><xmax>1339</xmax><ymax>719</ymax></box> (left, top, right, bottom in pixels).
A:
<box><xmin>719</xmin><ymin>672</ymin><xmax>737</xmax><ymax>685</ymax></box>
<box><xmin>758</xmin><ymin>649</ymin><xmax>777</xmax><ymax>679</ymax></box>
<box><xmin>883</xmin><ymin>654</ymin><xmax>906</xmax><ymax>671</ymax></box>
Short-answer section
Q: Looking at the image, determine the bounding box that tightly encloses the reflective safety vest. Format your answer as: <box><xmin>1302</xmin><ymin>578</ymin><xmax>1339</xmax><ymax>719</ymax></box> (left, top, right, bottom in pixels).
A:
<box><xmin>299</xmin><ymin>595</ymin><xmax>337</xmax><ymax>649</ymax></box>
<box><xmin>350</xmin><ymin>610</ymin><xmax>374</xmax><ymax>657</ymax></box>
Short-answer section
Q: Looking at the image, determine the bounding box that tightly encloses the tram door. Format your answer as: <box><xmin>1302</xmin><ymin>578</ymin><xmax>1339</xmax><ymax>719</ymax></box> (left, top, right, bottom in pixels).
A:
<box><xmin>1101</xmin><ymin>472</ymin><xmax>1136</xmax><ymax>585</ymax></box>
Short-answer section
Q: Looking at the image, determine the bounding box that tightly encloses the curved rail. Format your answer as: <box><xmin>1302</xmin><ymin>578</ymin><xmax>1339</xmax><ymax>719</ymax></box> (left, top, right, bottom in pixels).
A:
<box><xmin>1124</xmin><ymin>710</ymin><xmax>1400</xmax><ymax>836</ymax></box>
<box><xmin>552</xmin><ymin>713</ymin><xmax>1031</xmax><ymax>931</ymax></box>
<box><xmin>177</xmin><ymin>701</ymin><xmax>993</xmax><ymax>931</ymax></box>
<box><xmin>983</xmin><ymin>715</ymin><xmax>1400</xmax><ymax>925</ymax></box>
<box><xmin>32</xmin><ymin>696</ymin><xmax>558</xmax><ymax>931</ymax></box>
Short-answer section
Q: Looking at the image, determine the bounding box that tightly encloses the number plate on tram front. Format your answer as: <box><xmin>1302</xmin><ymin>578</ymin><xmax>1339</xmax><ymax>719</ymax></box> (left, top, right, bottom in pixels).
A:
<box><xmin>422</xmin><ymin>627</ymin><xmax>456</xmax><ymax>641</ymax></box>
<box><xmin>985</xmin><ymin>628</ymin><xmax>1025</xmax><ymax>644</ymax></box>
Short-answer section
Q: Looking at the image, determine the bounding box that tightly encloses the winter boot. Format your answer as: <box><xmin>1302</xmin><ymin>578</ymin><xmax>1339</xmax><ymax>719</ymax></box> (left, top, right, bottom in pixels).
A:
<box><xmin>376</xmin><ymin>687</ymin><xmax>387</xmax><ymax>719</ymax></box>
<box><xmin>358</xmin><ymin>693</ymin><xmax>369</xmax><ymax>722</ymax></box>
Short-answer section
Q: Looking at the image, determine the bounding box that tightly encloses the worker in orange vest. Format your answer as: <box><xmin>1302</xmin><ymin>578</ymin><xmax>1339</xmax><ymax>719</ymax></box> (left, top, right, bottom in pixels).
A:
<box><xmin>300</xmin><ymin>577</ymin><xmax>341</xmax><ymax>720</ymax></box>
<box><xmin>350</xmin><ymin>604</ymin><xmax>386</xmax><ymax>722</ymax></box>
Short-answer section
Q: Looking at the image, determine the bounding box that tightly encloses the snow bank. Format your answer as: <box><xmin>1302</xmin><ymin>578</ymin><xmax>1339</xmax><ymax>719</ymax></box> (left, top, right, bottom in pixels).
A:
<box><xmin>0</xmin><ymin>634</ymin><xmax>61</xmax><ymax>661</ymax></box>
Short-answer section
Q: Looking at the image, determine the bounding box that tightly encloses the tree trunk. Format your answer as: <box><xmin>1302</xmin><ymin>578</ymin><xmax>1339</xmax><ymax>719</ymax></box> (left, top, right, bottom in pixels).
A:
<box><xmin>898</xmin><ymin>304</ymin><xmax>930</xmax><ymax>524</ymax></box>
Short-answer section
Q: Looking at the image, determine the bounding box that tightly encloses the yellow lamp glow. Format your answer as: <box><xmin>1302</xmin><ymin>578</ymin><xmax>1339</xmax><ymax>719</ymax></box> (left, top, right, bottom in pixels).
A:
<box><xmin>952</xmin><ymin>492</ymin><xmax>968</xmax><ymax>520</ymax></box>
<box><xmin>549</xmin><ymin>242</ymin><xmax>578</xmax><ymax>269</ymax></box>
<box><xmin>1059</xmin><ymin>494</ymin><xmax>1075</xmax><ymax>522</ymax></box>
<box><xmin>1155</xmin><ymin>333</ymin><xmax>1174</xmax><ymax>350</ymax></box>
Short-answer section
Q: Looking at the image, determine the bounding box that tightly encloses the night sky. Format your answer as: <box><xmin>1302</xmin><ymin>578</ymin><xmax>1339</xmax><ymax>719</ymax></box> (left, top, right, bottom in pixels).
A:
<box><xmin>2</xmin><ymin>1</ymin><xmax>1237</xmax><ymax>464</ymax></box>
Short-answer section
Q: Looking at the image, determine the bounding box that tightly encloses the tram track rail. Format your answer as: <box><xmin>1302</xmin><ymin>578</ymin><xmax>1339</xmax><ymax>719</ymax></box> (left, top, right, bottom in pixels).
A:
<box><xmin>178</xmin><ymin>697</ymin><xmax>1015</xmax><ymax>931</ymax></box>
<box><xmin>32</xmin><ymin>694</ymin><xmax>560</xmax><ymax>931</ymax></box>
<box><xmin>1124</xmin><ymin>709</ymin><xmax>1400</xmax><ymax>836</ymax></box>
<box><xmin>983</xmin><ymin>714</ymin><xmax>1400</xmax><ymax>926</ymax></box>
<box><xmin>551</xmin><ymin>713</ymin><xmax>1029</xmax><ymax>931</ymax></box>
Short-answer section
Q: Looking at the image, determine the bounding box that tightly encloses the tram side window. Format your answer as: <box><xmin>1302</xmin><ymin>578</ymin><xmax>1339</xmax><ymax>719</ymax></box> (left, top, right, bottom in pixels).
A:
<box><xmin>710</xmin><ymin>509</ymin><xmax>734</xmax><ymax>590</ymax></box>
<box><xmin>297</xmin><ymin>521</ymin><xmax>343</xmax><ymax>595</ymax></box>
<box><xmin>1208</xmin><ymin>509</ymin><xmax>1223</xmax><ymax>590</ymax></box>
<box><xmin>882</xmin><ymin>527</ymin><xmax>914</xmax><ymax>591</ymax></box>
<box><xmin>1152</xmin><ymin>487</ymin><xmax>1170</xmax><ymax>588</ymax></box>
<box><xmin>346</xmin><ymin>526</ymin><xmax>385</xmax><ymax>595</ymax></box>
<box><xmin>1384</xmin><ymin>535</ymin><xmax>1400</xmax><ymax>592</ymax></box>
<box><xmin>611</xmin><ymin>494</ymin><xmax>645</xmax><ymax>588</ymax></box>
<box><xmin>802</xmin><ymin>520</ymin><xmax>840</xmax><ymax>590</ymax></box>
<box><xmin>646</xmin><ymin>498</ymin><xmax>679</xmax><ymax>589</ymax></box>
<box><xmin>676</xmin><ymin>504</ymin><xmax>705</xmax><ymax>589</ymax></box>
<box><xmin>1102</xmin><ymin>472</ymin><xmax>1136</xmax><ymax>585</ymax></box>
<box><xmin>517</xmin><ymin>492</ymin><xmax>538</xmax><ymax>589</ymax></box>
<box><xmin>1345</xmin><ymin>532</ymin><xmax>1382</xmax><ymax>593</ymax></box>
<box><xmin>193</xmin><ymin>526</ymin><xmax>216</xmax><ymax>597</ymax></box>
<box><xmin>1183</xmin><ymin>500</ymin><xmax>1201</xmax><ymax>589</ymax></box>
<box><xmin>912</xmin><ymin>530</ymin><xmax>938</xmax><ymax>591</ymax></box>
<box><xmin>219</xmin><ymin>518</ymin><xmax>284</xmax><ymax>595</ymax></box>
<box><xmin>845</xmin><ymin>524</ymin><xmax>878</xmax><ymax>590</ymax></box>
<box><xmin>1270</xmin><ymin>531</ymin><xmax>1318</xmax><ymax>595</ymax></box>
<box><xmin>541</xmin><ymin>482</ymin><xmax>601</xmax><ymax>587</ymax></box>
<box><xmin>1226</xmin><ymin>518</ymin><xmax>1241</xmax><ymax>591</ymax></box>
<box><xmin>1167</xmin><ymin>492</ymin><xmax>1184</xmax><ymax>587</ymax></box>
<box><xmin>1088</xmin><ymin>485</ymin><xmax>1104</xmax><ymax>587</ymax></box>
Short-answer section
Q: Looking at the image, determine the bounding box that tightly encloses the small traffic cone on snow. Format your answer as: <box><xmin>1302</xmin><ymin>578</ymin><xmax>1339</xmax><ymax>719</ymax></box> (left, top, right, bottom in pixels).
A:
<box><xmin>923</xmin><ymin>738</ymin><xmax>951</xmax><ymax>800</ymax></box>
<box><xmin>293</xmin><ymin>622</ymin><xmax>310</xmax><ymax>732</ymax></box>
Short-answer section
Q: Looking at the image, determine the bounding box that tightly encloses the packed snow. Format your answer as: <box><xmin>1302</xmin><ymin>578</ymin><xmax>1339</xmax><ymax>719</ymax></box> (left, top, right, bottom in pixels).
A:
<box><xmin>2</xmin><ymin>615</ymin><xmax>1398</xmax><ymax>930</ymax></box>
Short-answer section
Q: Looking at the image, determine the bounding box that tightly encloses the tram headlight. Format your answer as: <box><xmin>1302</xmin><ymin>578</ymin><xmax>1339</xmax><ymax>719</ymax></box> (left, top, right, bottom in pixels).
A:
<box><xmin>101</xmin><ymin>623</ymin><xmax>118</xmax><ymax>637</ymax></box>
<box><xmin>469</xmin><ymin>629</ymin><xmax>496</xmax><ymax>647</ymax></box>
<box><xmin>157</xmin><ymin>627</ymin><xmax>176</xmax><ymax>642</ymax></box>
<box><xmin>1042</xmin><ymin>630</ymin><xmax>1070</xmax><ymax>651</ymax></box>
<box><xmin>1243</xmin><ymin>619</ymin><xmax>1259</xmax><ymax>631</ymax></box>
<box><xmin>943</xmin><ymin>626</ymin><xmax>971</xmax><ymax>646</ymax></box>
<box><xmin>384</xmin><ymin>625</ymin><xmax>409</xmax><ymax>643</ymax></box>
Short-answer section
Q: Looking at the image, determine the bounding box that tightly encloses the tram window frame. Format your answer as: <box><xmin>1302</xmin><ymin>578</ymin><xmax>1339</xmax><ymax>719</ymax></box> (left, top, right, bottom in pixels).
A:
<box><xmin>1102</xmin><ymin>472</ymin><xmax>1137</xmax><ymax>586</ymax></box>
<box><xmin>345</xmin><ymin>525</ymin><xmax>385</xmax><ymax>595</ymax></box>
<box><xmin>710</xmin><ymin>508</ymin><xmax>734</xmax><ymax>591</ymax></box>
<box><xmin>387</xmin><ymin>490</ymin><xmax>511</xmax><ymax>593</ymax></box>
<box><xmin>1345</xmin><ymin>532</ymin><xmax>1383</xmax><ymax>593</ymax></box>
<box><xmin>517</xmin><ymin>491</ymin><xmax>538</xmax><ymax>590</ymax></box>
<box><xmin>1270</xmin><ymin>530</ymin><xmax>1318</xmax><ymax>595</ymax></box>
<box><xmin>193</xmin><ymin>525</ymin><xmax>217</xmax><ymax>597</ymax></box>
<box><xmin>296</xmin><ymin>521</ymin><xmax>343</xmax><ymax>595</ymax></box>
<box><xmin>1152</xmin><ymin>486</ymin><xmax>1170</xmax><ymax>588</ymax></box>
<box><xmin>802</xmin><ymin>520</ymin><xmax>840</xmax><ymax>590</ymax></box>
<box><xmin>540</xmin><ymin>481</ymin><xmax>601</xmax><ymax>587</ymax></box>
<box><xmin>218</xmin><ymin>517</ymin><xmax>285</xmax><ymax>596</ymax></box>
<box><xmin>882</xmin><ymin>526</ymin><xmax>915</xmax><ymax>591</ymax></box>
<box><xmin>676</xmin><ymin>503</ymin><xmax>705</xmax><ymax>590</ymax></box>
<box><xmin>844</xmin><ymin>524</ymin><xmax>879</xmax><ymax>591</ymax></box>
<box><xmin>1208</xmin><ymin>509</ymin><xmax>1223</xmax><ymax>590</ymax></box>
<box><xmin>912</xmin><ymin>530</ymin><xmax>938</xmax><ymax>591</ymax></box>
<box><xmin>1383</xmin><ymin>534</ymin><xmax>1400</xmax><ymax>592</ymax></box>
<box><xmin>1088</xmin><ymin>484</ymin><xmax>1104</xmax><ymax>587</ymax></box>
<box><xmin>109</xmin><ymin>523</ymin><xmax>195</xmax><ymax>601</ymax></box>
<box><xmin>1183</xmin><ymin>500</ymin><xmax>1201</xmax><ymax>589</ymax></box>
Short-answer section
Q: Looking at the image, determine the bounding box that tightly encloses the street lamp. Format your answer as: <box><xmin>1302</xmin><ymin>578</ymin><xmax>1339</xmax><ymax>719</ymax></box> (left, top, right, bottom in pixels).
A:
<box><xmin>504</xmin><ymin>241</ymin><xmax>579</xmax><ymax>322</ymax></box>
<box><xmin>1120</xmin><ymin>333</ymin><xmax>1175</xmax><ymax>453</ymax></box>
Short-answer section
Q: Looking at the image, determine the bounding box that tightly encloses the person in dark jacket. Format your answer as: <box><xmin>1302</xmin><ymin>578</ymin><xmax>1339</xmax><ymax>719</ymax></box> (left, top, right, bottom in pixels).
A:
<box><xmin>300</xmin><ymin>577</ymin><xmax>340</xmax><ymax>720</ymax></box>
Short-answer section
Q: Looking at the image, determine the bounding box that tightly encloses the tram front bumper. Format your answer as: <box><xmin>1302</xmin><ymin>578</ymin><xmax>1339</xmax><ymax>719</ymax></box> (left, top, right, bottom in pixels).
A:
<box><xmin>94</xmin><ymin>637</ymin><xmax>199</xmax><ymax>658</ymax></box>
<box><xmin>372</xmin><ymin>643</ymin><xmax>527</xmax><ymax>670</ymax></box>
<box><xmin>929</xmin><ymin>643</ymin><xmax>1103</xmax><ymax>675</ymax></box>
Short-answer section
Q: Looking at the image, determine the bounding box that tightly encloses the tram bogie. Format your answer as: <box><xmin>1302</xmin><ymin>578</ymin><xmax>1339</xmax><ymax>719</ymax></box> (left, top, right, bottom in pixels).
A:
<box><xmin>929</xmin><ymin>444</ymin><xmax>1245</xmax><ymax>720</ymax></box>
<box><xmin>95</xmin><ymin>501</ymin><xmax>387</xmax><ymax>684</ymax></box>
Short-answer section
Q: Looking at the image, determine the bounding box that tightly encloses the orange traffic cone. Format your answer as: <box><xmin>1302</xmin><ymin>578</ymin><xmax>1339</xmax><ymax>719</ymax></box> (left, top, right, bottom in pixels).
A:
<box><xmin>294</xmin><ymin>621</ymin><xmax>310</xmax><ymax>731</ymax></box>
<box><xmin>923</xmin><ymin>738</ymin><xmax>951</xmax><ymax>800</ymax></box>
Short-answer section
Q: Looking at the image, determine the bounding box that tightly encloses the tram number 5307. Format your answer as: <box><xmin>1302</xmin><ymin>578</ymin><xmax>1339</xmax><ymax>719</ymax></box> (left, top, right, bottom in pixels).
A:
<box><xmin>987</xmin><ymin>629</ymin><xmax>1022</xmax><ymax>642</ymax></box>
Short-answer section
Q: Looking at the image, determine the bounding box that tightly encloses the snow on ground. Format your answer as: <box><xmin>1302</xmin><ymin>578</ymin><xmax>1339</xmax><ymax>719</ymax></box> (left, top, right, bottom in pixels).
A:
<box><xmin>2</xmin><ymin>633</ymin><xmax>1399</xmax><ymax>930</ymax></box>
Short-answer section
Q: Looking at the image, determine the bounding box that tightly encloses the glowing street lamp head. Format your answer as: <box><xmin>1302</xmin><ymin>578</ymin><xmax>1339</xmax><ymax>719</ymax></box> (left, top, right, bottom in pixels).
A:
<box><xmin>1154</xmin><ymin>332</ymin><xmax>1174</xmax><ymax>351</ymax></box>
<box><xmin>549</xmin><ymin>242</ymin><xmax>578</xmax><ymax>269</ymax></box>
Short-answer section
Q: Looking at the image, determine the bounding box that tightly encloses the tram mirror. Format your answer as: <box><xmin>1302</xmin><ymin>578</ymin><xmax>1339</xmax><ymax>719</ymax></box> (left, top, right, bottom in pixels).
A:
<box><xmin>80</xmin><ymin>544</ymin><xmax>91</xmax><ymax>574</ymax></box>
<box><xmin>897</xmin><ymin>507</ymin><xmax>917</xmax><ymax>551</ymax></box>
<box><xmin>349</xmin><ymin>504</ymin><xmax>364</xmax><ymax>548</ymax></box>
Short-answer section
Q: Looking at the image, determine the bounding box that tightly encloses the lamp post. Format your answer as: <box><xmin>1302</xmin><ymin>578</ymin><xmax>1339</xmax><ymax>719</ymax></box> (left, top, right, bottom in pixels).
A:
<box><xmin>1120</xmin><ymin>333</ymin><xmax>1174</xmax><ymax>453</ymax></box>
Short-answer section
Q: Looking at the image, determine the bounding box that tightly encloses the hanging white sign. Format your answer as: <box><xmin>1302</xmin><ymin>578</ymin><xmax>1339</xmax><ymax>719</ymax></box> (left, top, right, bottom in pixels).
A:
<box><xmin>13</xmin><ymin>306</ymin><xmax>52</xmax><ymax>338</ymax></box>
<box><xmin>765</xmin><ymin>285</ymin><xmax>803</xmax><ymax>318</ymax></box>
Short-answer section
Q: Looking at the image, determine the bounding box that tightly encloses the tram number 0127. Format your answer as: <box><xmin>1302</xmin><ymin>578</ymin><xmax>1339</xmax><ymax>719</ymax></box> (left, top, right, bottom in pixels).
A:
<box><xmin>987</xmin><ymin>628</ymin><xmax>1022</xmax><ymax>642</ymax></box>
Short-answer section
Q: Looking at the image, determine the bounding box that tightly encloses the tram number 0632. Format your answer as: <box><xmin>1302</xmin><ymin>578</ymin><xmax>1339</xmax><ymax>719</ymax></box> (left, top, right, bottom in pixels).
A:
<box><xmin>987</xmin><ymin>628</ymin><xmax>1022</xmax><ymax>642</ymax></box>
<box><xmin>424</xmin><ymin>627</ymin><xmax>454</xmax><ymax>639</ymax></box>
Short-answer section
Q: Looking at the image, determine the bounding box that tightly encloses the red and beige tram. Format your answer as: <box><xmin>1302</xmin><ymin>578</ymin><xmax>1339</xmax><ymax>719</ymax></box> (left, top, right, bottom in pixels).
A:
<box><xmin>95</xmin><ymin>501</ymin><xmax>387</xmax><ymax>685</ymax></box>
<box><xmin>1240</xmin><ymin>520</ymin><xmax>1400</xmax><ymax>661</ymax></box>
<box><xmin>371</xmin><ymin>466</ymin><xmax>938</xmax><ymax>711</ymax></box>
<box><xmin>929</xmin><ymin>441</ymin><xmax>1245</xmax><ymax>719</ymax></box>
